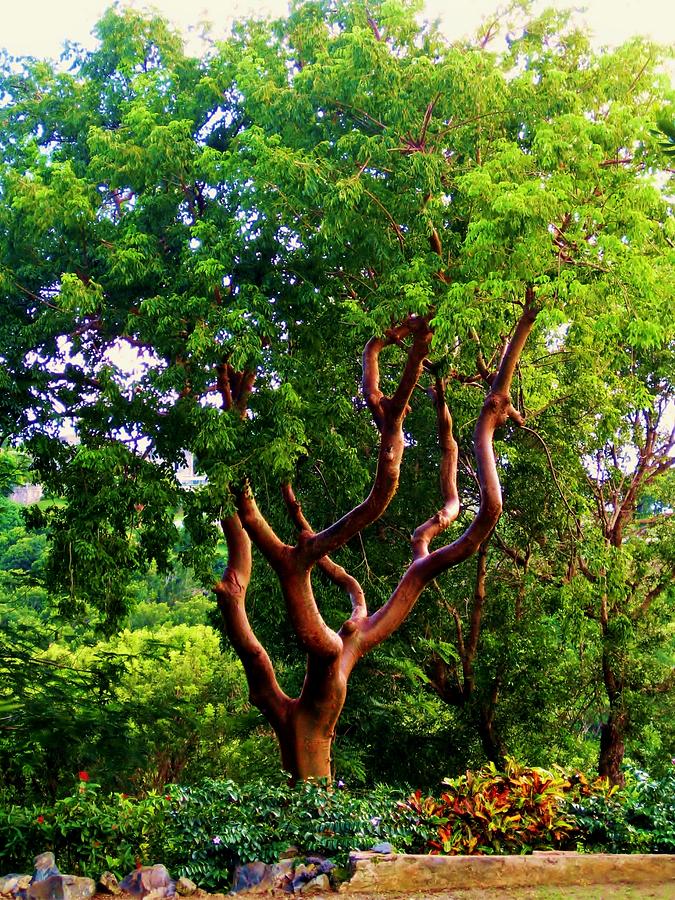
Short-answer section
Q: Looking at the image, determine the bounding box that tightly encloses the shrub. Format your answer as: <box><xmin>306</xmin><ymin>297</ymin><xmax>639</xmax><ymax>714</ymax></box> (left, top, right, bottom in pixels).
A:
<box><xmin>0</xmin><ymin>777</ymin><xmax>170</xmax><ymax>876</ymax></box>
<box><xmin>2</xmin><ymin>763</ymin><xmax>672</xmax><ymax>891</ymax></box>
<box><xmin>404</xmin><ymin>759</ymin><xmax>577</xmax><ymax>854</ymax></box>
<box><xmin>0</xmin><ymin>776</ymin><xmax>431</xmax><ymax>889</ymax></box>
<box><xmin>160</xmin><ymin>778</ymin><xmax>432</xmax><ymax>889</ymax></box>
<box><xmin>568</xmin><ymin>766</ymin><xmax>675</xmax><ymax>853</ymax></box>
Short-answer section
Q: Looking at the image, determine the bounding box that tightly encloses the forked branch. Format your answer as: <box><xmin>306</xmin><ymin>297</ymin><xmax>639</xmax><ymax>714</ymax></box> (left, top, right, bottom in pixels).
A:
<box><xmin>411</xmin><ymin>376</ymin><xmax>460</xmax><ymax>559</ymax></box>
<box><xmin>282</xmin><ymin>483</ymin><xmax>368</xmax><ymax>630</ymax></box>
<box><xmin>238</xmin><ymin>486</ymin><xmax>342</xmax><ymax>659</ymax></box>
<box><xmin>300</xmin><ymin>316</ymin><xmax>432</xmax><ymax>564</ymax></box>
<box><xmin>350</xmin><ymin>298</ymin><xmax>539</xmax><ymax>659</ymax></box>
<box><xmin>215</xmin><ymin>514</ymin><xmax>290</xmax><ymax>728</ymax></box>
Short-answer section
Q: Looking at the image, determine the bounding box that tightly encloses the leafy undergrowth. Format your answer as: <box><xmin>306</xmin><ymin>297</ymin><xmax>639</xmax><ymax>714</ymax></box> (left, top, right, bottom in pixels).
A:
<box><xmin>404</xmin><ymin>760</ymin><xmax>675</xmax><ymax>857</ymax></box>
<box><xmin>405</xmin><ymin>759</ymin><xmax>581</xmax><ymax>854</ymax></box>
<box><xmin>569</xmin><ymin>766</ymin><xmax>675</xmax><ymax>854</ymax></box>
<box><xmin>0</xmin><ymin>776</ymin><xmax>429</xmax><ymax>889</ymax></box>
<box><xmin>0</xmin><ymin>762</ymin><xmax>672</xmax><ymax>892</ymax></box>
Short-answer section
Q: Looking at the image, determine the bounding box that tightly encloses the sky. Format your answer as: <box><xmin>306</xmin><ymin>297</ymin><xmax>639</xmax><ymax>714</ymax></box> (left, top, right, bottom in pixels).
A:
<box><xmin>1</xmin><ymin>0</ymin><xmax>674</xmax><ymax>60</ymax></box>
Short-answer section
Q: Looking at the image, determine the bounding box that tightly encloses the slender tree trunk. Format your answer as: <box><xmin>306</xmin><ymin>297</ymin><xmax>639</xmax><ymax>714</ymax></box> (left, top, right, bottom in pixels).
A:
<box><xmin>584</xmin><ymin>410</ymin><xmax>674</xmax><ymax>786</ymax></box>
<box><xmin>598</xmin><ymin>707</ymin><xmax>627</xmax><ymax>787</ymax></box>
<box><xmin>598</xmin><ymin>646</ymin><xmax>627</xmax><ymax>786</ymax></box>
<box><xmin>476</xmin><ymin>676</ymin><xmax>506</xmax><ymax>766</ymax></box>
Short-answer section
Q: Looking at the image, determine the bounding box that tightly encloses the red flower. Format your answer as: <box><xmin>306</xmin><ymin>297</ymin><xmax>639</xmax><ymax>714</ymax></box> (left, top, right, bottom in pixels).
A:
<box><xmin>78</xmin><ymin>771</ymin><xmax>90</xmax><ymax>782</ymax></box>
<box><xmin>165</xmin><ymin>795</ymin><xmax>171</xmax><ymax>801</ymax></box>
<box><xmin>37</xmin><ymin>815</ymin><xmax>45</xmax><ymax>824</ymax></box>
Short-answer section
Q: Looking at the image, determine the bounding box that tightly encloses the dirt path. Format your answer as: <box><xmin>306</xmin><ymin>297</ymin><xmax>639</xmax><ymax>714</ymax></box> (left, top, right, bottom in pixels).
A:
<box><xmin>338</xmin><ymin>886</ymin><xmax>675</xmax><ymax>899</ymax></box>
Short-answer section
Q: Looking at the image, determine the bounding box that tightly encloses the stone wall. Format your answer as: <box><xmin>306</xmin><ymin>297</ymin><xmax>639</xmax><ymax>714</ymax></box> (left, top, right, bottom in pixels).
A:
<box><xmin>347</xmin><ymin>850</ymin><xmax>675</xmax><ymax>893</ymax></box>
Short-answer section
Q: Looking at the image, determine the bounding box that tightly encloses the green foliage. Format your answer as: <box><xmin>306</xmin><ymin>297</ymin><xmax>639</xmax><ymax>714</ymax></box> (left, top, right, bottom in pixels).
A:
<box><xmin>1</xmin><ymin>0</ymin><xmax>672</xmax><ymax>628</ymax></box>
<box><xmin>0</xmin><ymin>777</ymin><xmax>432</xmax><ymax>888</ymax></box>
<box><xmin>0</xmin><ymin>778</ymin><xmax>171</xmax><ymax>877</ymax></box>
<box><xmin>0</xmin><ymin>614</ymin><xmax>275</xmax><ymax>803</ymax></box>
<box><xmin>569</xmin><ymin>767</ymin><xmax>675</xmax><ymax>853</ymax></box>
<box><xmin>0</xmin><ymin>0</ymin><xmax>673</xmax><ymax>792</ymax></box>
<box><xmin>159</xmin><ymin>779</ymin><xmax>431</xmax><ymax>889</ymax></box>
<box><xmin>3</xmin><ymin>764</ymin><xmax>672</xmax><ymax>890</ymax></box>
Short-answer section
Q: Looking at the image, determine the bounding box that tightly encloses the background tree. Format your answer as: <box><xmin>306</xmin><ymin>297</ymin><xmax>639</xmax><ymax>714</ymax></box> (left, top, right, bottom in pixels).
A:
<box><xmin>0</xmin><ymin>1</ymin><xmax>672</xmax><ymax>782</ymax></box>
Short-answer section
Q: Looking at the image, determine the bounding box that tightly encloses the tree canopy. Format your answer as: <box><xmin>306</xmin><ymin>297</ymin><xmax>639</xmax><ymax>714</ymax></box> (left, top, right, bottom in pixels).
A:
<box><xmin>0</xmin><ymin>0</ymin><xmax>672</xmax><ymax>781</ymax></box>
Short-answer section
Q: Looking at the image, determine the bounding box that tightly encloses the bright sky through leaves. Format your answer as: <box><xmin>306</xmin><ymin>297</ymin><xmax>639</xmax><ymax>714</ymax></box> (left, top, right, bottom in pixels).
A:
<box><xmin>2</xmin><ymin>0</ymin><xmax>674</xmax><ymax>58</ymax></box>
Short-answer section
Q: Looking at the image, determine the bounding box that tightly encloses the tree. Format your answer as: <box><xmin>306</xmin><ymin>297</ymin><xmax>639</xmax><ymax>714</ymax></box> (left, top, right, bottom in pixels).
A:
<box><xmin>0</xmin><ymin>1</ymin><xmax>672</xmax><ymax>781</ymax></box>
<box><xmin>570</xmin><ymin>396</ymin><xmax>674</xmax><ymax>784</ymax></box>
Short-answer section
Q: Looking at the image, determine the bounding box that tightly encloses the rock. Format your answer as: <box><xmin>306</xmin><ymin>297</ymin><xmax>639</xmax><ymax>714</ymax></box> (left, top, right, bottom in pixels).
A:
<box><xmin>30</xmin><ymin>856</ymin><xmax>59</xmax><ymax>884</ymax></box>
<box><xmin>119</xmin><ymin>867</ymin><xmax>175</xmax><ymax>899</ymax></box>
<box><xmin>0</xmin><ymin>876</ymin><xmax>30</xmax><ymax>897</ymax></box>
<box><xmin>290</xmin><ymin>859</ymin><xmax>334</xmax><ymax>894</ymax></box>
<box><xmin>230</xmin><ymin>858</ymin><xmax>335</xmax><ymax>895</ymax></box>
<box><xmin>26</xmin><ymin>876</ymin><xmax>95</xmax><ymax>900</ymax></box>
<box><xmin>271</xmin><ymin>860</ymin><xmax>294</xmax><ymax>892</ymax></box>
<box><xmin>230</xmin><ymin>861</ymin><xmax>295</xmax><ymax>894</ymax></box>
<box><xmin>279</xmin><ymin>846</ymin><xmax>300</xmax><ymax>861</ymax></box>
<box><xmin>98</xmin><ymin>873</ymin><xmax>120</xmax><ymax>895</ymax></box>
<box><xmin>298</xmin><ymin>874</ymin><xmax>331</xmax><ymax>894</ymax></box>
<box><xmin>230</xmin><ymin>862</ymin><xmax>269</xmax><ymax>893</ymax></box>
<box><xmin>370</xmin><ymin>842</ymin><xmax>393</xmax><ymax>854</ymax></box>
<box><xmin>174</xmin><ymin>880</ymin><xmax>197</xmax><ymax>897</ymax></box>
<box><xmin>62</xmin><ymin>878</ymin><xmax>94</xmax><ymax>900</ymax></box>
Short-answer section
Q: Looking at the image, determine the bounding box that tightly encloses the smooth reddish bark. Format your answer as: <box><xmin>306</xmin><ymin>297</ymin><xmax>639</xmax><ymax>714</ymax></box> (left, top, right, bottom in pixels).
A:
<box><xmin>215</xmin><ymin>300</ymin><xmax>539</xmax><ymax>781</ymax></box>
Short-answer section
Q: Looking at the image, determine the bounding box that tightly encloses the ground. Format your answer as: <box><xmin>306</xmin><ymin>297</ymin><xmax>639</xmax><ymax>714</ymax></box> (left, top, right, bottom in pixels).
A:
<box><xmin>338</xmin><ymin>887</ymin><xmax>675</xmax><ymax>899</ymax></box>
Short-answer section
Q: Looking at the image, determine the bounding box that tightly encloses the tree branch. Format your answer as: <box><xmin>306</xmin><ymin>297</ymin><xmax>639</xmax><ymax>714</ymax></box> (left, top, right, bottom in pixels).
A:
<box><xmin>215</xmin><ymin>514</ymin><xmax>290</xmax><ymax>729</ymax></box>
<box><xmin>300</xmin><ymin>317</ymin><xmax>432</xmax><ymax>564</ymax></box>
<box><xmin>217</xmin><ymin>364</ymin><xmax>255</xmax><ymax>417</ymax></box>
<box><xmin>519</xmin><ymin>424</ymin><xmax>583</xmax><ymax>536</ymax></box>
<box><xmin>353</xmin><ymin>298</ymin><xmax>540</xmax><ymax>658</ymax></box>
<box><xmin>411</xmin><ymin>377</ymin><xmax>460</xmax><ymax>559</ymax></box>
<box><xmin>282</xmin><ymin>483</ymin><xmax>368</xmax><ymax>630</ymax></box>
<box><xmin>237</xmin><ymin>484</ymin><xmax>289</xmax><ymax>571</ymax></box>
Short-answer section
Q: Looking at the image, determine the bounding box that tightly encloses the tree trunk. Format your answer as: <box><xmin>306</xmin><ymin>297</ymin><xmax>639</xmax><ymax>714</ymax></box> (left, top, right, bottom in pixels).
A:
<box><xmin>276</xmin><ymin>660</ymin><xmax>348</xmax><ymax>782</ymax></box>
<box><xmin>477</xmin><ymin>708</ymin><xmax>506</xmax><ymax>766</ymax></box>
<box><xmin>477</xmin><ymin>676</ymin><xmax>506</xmax><ymax>766</ymax></box>
<box><xmin>598</xmin><ymin>708</ymin><xmax>627</xmax><ymax>786</ymax></box>
<box><xmin>277</xmin><ymin>702</ymin><xmax>339</xmax><ymax>782</ymax></box>
<box><xmin>598</xmin><ymin>647</ymin><xmax>626</xmax><ymax>786</ymax></box>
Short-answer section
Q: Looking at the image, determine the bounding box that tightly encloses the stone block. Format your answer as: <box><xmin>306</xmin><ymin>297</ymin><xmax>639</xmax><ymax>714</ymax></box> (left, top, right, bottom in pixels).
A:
<box><xmin>0</xmin><ymin>875</ymin><xmax>31</xmax><ymax>896</ymax></box>
<box><xmin>26</xmin><ymin>876</ymin><xmax>95</xmax><ymax>900</ymax></box>
<box><xmin>346</xmin><ymin>851</ymin><xmax>675</xmax><ymax>894</ymax></box>
<box><xmin>299</xmin><ymin>874</ymin><xmax>331</xmax><ymax>894</ymax></box>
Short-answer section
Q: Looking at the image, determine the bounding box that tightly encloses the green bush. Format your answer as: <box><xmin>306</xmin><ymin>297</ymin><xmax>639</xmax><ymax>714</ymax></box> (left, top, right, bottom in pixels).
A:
<box><xmin>0</xmin><ymin>776</ymin><xmax>170</xmax><ymax>876</ymax></box>
<box><xmin>0</xmin><ymin>623</ymin><xmax>276</xmax><ymax>803</ymax></box>
<box><xmin>3</xmin><ymin>764</ymin><xmax>672</xmax><ymax>891</ymax></box>
<box><xmin>159</xmin><ymin>778</ymin><xmax>432</xmax><ymax>889</ymax></box>
<box><xmin>568</xmin><ymin>767</ymin><xmax>675</xmax><ymax>853</ymax></box>
<box><xmin>0</xmin><ymin>776</ymin><xmax>431</xmax><ymax>889</ymax></box>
